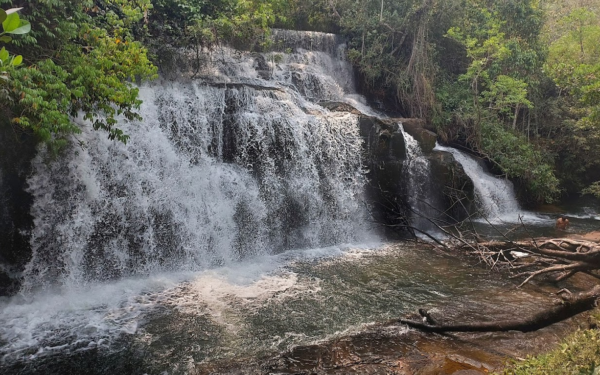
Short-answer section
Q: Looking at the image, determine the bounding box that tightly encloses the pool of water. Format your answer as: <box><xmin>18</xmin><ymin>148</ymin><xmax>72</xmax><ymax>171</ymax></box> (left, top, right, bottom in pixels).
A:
<box><xmin>0</xmin><ymin>241</ymin><xmax>576</xmax><ymax>374</ymax></box>
<box><xmin>461</xmin><ymin>197</ymin><xmax>600</xmax><ymax>241</ymax></box>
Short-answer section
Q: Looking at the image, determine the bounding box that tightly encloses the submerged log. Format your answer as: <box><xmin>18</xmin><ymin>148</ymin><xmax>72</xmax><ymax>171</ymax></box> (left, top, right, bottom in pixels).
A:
<box><xmin>399</xmin><ymin>285</ymin><xmax>600</xmax><ymax>333</ymax></box>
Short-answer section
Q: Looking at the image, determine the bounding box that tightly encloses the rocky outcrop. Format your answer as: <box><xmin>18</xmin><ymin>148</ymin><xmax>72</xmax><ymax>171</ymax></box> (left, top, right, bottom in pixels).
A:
<box><xmin>0</xmin><ymin>123</ymin><xmax>36</xmax><ymax>296</ymax></box>
<box><xmin>356</xmin><ymin>115</ymin><xmax>409</xmax><ymax>238</ymax></box>
<box><xmin>429</xmin><ymin>150</ymin><xmax>476</xmax><ymax>222</ymax></box>
<box><xmin>323</xmin><ymin>100</ymin><xmax>477</xmax><ymax>233</ymax></box>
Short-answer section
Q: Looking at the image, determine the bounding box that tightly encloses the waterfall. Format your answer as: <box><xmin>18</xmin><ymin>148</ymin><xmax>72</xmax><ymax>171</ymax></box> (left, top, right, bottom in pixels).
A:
<box><xmin>434</xmin><ymin>144</ymin><xmax>521</xmax><ymax>220</ymax></box>
<box><xmin>21</xmin><ymin>36</ymin><xmax>376</xmax><ymax>292</ymax></box>
<box><xmin>399</xmin><ymin>125</ymin><xmax>437</xmax><ymax>231</ymax></box>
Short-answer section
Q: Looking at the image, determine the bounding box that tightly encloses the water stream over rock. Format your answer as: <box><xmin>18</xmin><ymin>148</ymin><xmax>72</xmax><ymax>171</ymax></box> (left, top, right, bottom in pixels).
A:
<box><xmin>400</xmin><ymin>124</ymin><xmax>438</xmax><ymax>231</ymax></box>
<box><xmin>0</xmin><ymin>30</ymin><xmax>592</xmax><ymax>374</ymax></box>
<box><xmin>434</xmin><ymin>144</ymin><xmax>522</xmax><ymax>221</ymax></box>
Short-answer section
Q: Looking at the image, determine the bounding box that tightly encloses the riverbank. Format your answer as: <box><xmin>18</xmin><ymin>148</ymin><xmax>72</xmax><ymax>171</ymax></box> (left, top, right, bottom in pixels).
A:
<box><xmin>193</xmin><ymin>238</ymin><xmax>600</xmax><ymax>375</ymax></box>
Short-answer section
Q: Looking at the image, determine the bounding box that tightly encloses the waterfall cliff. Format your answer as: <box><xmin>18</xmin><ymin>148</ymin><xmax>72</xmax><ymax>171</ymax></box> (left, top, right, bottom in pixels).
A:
<box><xmin>21</xmin><ymin>34</ymin><xmax>377</xmax><ymax>292</ymax></box>
<box><xmin>434</xmin><ymin>144</ymin><xmax>521</xmax><ymax>221</ymax></box>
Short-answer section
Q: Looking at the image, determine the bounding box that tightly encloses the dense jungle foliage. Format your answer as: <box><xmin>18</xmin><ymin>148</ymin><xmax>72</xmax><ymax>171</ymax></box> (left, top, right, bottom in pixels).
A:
<box><xmin>1</xmin><ymin>0</ymin><xmax>599</xmax><ymax>204</ymax></box>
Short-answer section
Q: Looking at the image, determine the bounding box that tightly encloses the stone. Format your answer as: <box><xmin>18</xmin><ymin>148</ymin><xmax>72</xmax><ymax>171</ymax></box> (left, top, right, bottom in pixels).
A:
<box><xmin>429</xmin><ymin>150</ymin><xmax>476</xmax><ymax>222</ymax></box>
<box><xmin>0</xmin><ymin>122</ymin><xmax>37</xmax><ymax>296</ymax></box>
<box><xmin>391</xmin><ymin>118</ymin><xmax>437</xmax><ymax>154</ymax></box>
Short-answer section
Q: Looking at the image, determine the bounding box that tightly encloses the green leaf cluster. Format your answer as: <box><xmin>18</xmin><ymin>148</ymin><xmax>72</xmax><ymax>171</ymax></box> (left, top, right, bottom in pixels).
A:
<box><xmin>505</xmin><ymin>310</ymin><xmax>600</xmax><ymax>374</ymax></box>
<box><xmin>0</xmin><ymin>7</ymin><xmax>30</xmax><ymax>43</ymax></box>
<box><xmin>0</xmin><ymin>7</ymin><xmax>29</xmax><ymax>79</ymax></box>
<box><xmin>0</xmin><ymin>0</ymin><xmax>157</xmax><ymax>149</ymax></box>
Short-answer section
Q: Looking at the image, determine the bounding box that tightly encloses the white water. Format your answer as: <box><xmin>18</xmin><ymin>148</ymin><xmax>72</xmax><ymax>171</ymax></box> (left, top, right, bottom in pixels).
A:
<box><xmin>434</xmin><ymin>144</ymin><xmax>547</xmax><ymax>223</ymax></box>
<box><xmin>1</xmin><ymin>31</ymin><xmax>384</xmax><ymax>366</ymax></box>
<box><xmin>399</xmin><ymin>125</ymin><xmax>437</xmax><ymax>230</ymax></box>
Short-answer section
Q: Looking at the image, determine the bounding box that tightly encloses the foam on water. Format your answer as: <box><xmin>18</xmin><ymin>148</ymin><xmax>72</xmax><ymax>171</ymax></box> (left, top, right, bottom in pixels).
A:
<box><xmin>2</xmin><ymin>31</ymin><xmax>384</xmax><ymax>366</ymax></box>
<box><xmin>0</xmin><ymin>242</ymin><xmax>377</xmax><ymax>365</ymax></box>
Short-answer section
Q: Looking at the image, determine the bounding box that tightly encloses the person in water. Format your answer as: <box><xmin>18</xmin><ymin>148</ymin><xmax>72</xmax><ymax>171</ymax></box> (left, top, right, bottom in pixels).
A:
<box><xmin>556</xmin><ymin>216</ymin><xmax>569</xmax><ymax>230</ymax></box>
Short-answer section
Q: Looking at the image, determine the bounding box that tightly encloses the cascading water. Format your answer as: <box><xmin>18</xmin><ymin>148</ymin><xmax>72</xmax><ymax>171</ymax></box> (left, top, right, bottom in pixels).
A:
<box><xmin>0</xmin><ymin>31</ymin><xmax>380</xmax><ymax>366</ymax></box>
<box><xmin>399</xmin><ymin>125</ymin><xmax>437</xmax><ymax>231</ymax></box>
<box><xmin>434</xmin><ymin>144</ymin><xmax>521</xmax><ymax>220</ymax></box>
<box><xmin>22</xmin><ymin>40</ymin><xmax>372</xmax><ymax>292</ymax></box>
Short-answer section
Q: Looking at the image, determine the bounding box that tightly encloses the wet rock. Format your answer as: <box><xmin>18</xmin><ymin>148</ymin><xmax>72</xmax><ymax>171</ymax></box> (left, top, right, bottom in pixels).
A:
<box><xmin>429</xmin><ymin>150</ymin><xmax>477</xmax><ymax>222</ymax></box>
<box><xmin>252</xmin><ymin>53</ymin><xmax>272</xmax><ymax>80</ymax></box>
<box><xmin>393</xmin><ymin>118</ymin><xmax>437</xmax><ymax>154</ymax></box>
<box><xmin>319</xmin><ymin>101</ymin><xmax>363</xmax><ymax>115</ymax></box>
<box><xmin>358</xmin><ymin>115</ymin><xmax>411</xmax><ymax>238</ymax></box>
<box><xmin>0</xmin><ymin>122</ymin><xmax>36</xmax><ymax>296</ymax></box>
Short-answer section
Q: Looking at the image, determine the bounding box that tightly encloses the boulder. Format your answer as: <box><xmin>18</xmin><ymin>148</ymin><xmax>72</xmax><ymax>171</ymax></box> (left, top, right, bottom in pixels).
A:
<box><xmin>429</xmin><ymin>150</ymin><xmax>476</xmax><ymax>222</ymax></box>
<box><xmin>391</xmin><ymin>118</ymin><xmax>437</xmax><ymax>154</ymax></box>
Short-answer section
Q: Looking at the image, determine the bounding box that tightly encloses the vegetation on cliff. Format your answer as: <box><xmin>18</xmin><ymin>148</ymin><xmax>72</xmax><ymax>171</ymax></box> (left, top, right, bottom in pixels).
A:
<box><xmin>280</xmin><ymin>0</ymin><xmax>599</xmax><ymax>205</ymax></box>
<box><xmin>0</xmin><ymin>0</ymin><xmax>284</xmax><ymax>151</ymax></box>
<box><xmin>0</xmin><ymin>0</ymin><xmax>599</xmax><ymax>204</ymax></box>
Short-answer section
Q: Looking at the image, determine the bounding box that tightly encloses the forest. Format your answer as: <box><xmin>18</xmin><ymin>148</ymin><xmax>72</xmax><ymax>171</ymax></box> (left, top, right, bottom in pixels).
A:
<box><xmin>1</xmin><ymin>0</ymin><xmax>599</xmax><ymax>206</ymax></box>
<box><xmin>1</xmin><ymin>1</ymin><xmax>600</xmax><ymax>374</ymax></box>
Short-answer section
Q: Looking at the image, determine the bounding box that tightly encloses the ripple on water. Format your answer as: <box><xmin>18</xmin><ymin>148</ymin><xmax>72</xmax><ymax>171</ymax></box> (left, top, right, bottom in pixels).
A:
<box><xmin>0</xmin><ymin>242</ymin><xmax>576</xmax><ymax>373</ymax></box>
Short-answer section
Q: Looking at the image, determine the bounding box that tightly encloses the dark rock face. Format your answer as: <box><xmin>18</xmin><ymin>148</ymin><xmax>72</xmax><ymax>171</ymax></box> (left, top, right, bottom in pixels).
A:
<box><xmin>354</xmin><ymin>112</ymin><xmax>476</xmax><ymax>234</ymax></box>
<box><xmin>0</xmin><ymin>125</ymin><xmax>36</xmax><ymax>296</ymax></box>
<box><xmin>429</xmin><ymin>151</ymin><xmax>476</xmax><ymax>222</ymax></box>
<box><xmin>358</xmin><ymin>115</ymin><xmax>411</xmax><ymax>238</ymax></box>
<box><xmin>398</xmin><ymin>118</ymin><xmax>437</xmax><ymax>153</ymax></box>
<box><xmin>323</xmin><ymin>99</ymin><xmax>476</xmax><ymax>234</ymax></box>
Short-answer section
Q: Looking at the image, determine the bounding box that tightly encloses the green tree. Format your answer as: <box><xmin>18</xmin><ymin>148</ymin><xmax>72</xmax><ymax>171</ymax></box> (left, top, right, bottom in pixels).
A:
<box><xmin>543</xmin><ymin>6</ymin><xmax>600</xmax><ymax>196</ymax></box>
<box><xmin>0</xmin><ymin>0</ymin><xmax>157</xmax><ymax>150</ymax></box>
<box><xmin>438</xmin><ymin>0</ymin><xmax>559</xmax><ymax>203</ymax></box>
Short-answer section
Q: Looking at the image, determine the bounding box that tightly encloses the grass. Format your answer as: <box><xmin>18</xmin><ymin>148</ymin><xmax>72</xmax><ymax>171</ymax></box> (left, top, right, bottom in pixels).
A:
<box><xmin>504</xmin><ymin>310</ymin><xmax>600</xmax><ymax>374</ymax></box>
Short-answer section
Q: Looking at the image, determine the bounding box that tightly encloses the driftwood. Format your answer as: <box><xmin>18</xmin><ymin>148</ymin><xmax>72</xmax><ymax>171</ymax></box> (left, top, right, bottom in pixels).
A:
<box><xmin>400</xmin><ymin>285</ymin><xmax>600</xmax><ymax>333</ymax></box>
<box><xmin>376</xmin><ymin>191</ymin><xmax>600</xmax><ymax>334</ymax></box>
<box><xmin>469</xmin><ymin>238</ymin><xmax>600</xmax><ymax>287</ymax></box>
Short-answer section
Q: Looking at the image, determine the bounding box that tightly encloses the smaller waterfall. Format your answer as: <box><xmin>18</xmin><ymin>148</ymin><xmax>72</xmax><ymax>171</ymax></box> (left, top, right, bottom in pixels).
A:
<box><xmin>434</xmin><ymin>144</ymin><xmax>521</xmax><ymax>220</ymax></box>
<box><xmin>400</xmin><ymin>125</ymin><xmax>437</xmax><ymax>231</ymax></box>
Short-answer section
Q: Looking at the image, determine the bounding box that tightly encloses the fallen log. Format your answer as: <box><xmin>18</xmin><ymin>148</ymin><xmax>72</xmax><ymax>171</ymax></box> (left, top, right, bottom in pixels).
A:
<box><xmin>477</xmin><ymin>239</ymin><xmax>600</xmax><ymax>263</ymax></box>
<box><xmin>463</xmin><ymin>238</ymin><xmax>600</xmax><ymax>286</ymax></box>
<box><xmin>399</xmin><ymin>285</ymin><xmax>600</xmax><ymax>333</ymax></box>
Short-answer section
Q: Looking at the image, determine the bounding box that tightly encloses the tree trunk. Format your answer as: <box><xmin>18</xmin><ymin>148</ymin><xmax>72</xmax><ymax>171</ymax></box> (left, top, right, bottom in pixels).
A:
<box><xmin>400</xmin><ymin>285</ymin><xmax>600</xmax><ymax>333</ymax></box>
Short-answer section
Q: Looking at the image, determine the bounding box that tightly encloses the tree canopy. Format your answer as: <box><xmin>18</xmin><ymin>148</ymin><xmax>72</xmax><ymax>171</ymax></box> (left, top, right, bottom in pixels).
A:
<box><xmin>1</xmin><ymin>0</ymin><xmax>599</xmax><ymax>203</ymax></box>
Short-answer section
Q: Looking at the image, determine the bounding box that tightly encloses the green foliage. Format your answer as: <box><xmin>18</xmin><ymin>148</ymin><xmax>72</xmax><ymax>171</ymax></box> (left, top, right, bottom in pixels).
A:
<box><xmin>505</xmin><ymin>311</ymin><xmax>600</xmax><ymax>374</ymax></box>
<box><xmin>546</xmin><ymin>8</ymin><xmax>600</xmax><ymax>128</ymax></box>
<box><xmin>0</xmin><ymin>0</ymin><xmax>157</xmax><ymax>148</ymax></box>
<box><xmin>480</xmin><ymin>121</ymin><xmax>560</xmax><ymax>203</ymax></box>
<box><xmin>277</xmin><ymin>0</ymin><xmax>338</xmax><ymax>32</ymax></box>
<box><xmin>148</xmin><ymin>0</ymin><xmax>286</xmax><ymax>51</ymax></box>
<box><xmin>582</xmin><ymin>182</ymin><xmax>600</xmax><ymax>199</ymax></box>
<box><xmin>541</xmin><ymin>5</ymin><xmax>600</xmax><ymax>195</ymax></box>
